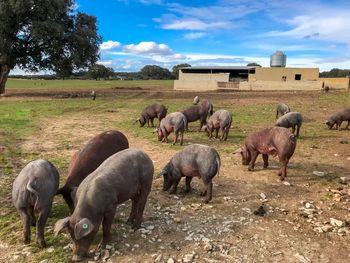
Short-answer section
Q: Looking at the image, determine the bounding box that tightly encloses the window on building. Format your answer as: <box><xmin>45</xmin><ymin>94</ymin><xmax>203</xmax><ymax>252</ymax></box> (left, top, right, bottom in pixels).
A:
<box><xmin>282</xmin><ymin>76</ymin><xmax>287</xmax><ymax>81</ymax></box>
<box><xmin>295</xmin><ymin>74</ymin><xmax>301</xmax><ymax>80</ymax></box>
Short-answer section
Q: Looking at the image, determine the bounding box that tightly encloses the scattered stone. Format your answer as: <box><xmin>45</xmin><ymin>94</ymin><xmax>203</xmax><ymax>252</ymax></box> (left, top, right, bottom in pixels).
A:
<box><xmin>204</xmin><ymin>242</ymin><xmax>213</xmax><ymax>252</ymax></box>
<box><xmin>173</xmin><ymin>217</ymin><xmax>182</xmax><ymax>223</ymax></box>
<box><xmin>46</xmin><ymin>247</ymin><xmax>54</xmax><ymax>253</ymax></box>
<box><xmin>283</xmin><ymin>181</ymin><xmax>291</xmax><ymax>186</ymax></box>
<box><xmin>321</xmin><ymin>225</ymin><xmax>333</xmax><ymax>232</ymax></box>
<box><xmin>260</xmin><ymin>193</ymin><xmax>267</xmax><ymax>200</ymax></box>
<box><xmin>294</xmin><ymin>253</ymin><xmax>311</xmax><ymax>263</ymax></box>
<box><xmin>313</xmin><ymin>171</ymin><xmax>325</xmax><ymax>177</ymax></box>
<box><xmin>330</xmin><ymin>218</ymin><xmax>345</xmax><ymax>227</ymax></box>
<box><xmin>105</xmin><ymin>244</ymin><xmax>113</xmax><ymax>250</ymax></box>
<box><xmin>40</xmin><ymin>260</ymin><xmax>49</xmax><ymax>263</ymax></box>
<box><xmin>147</xmin><ymin>225</ymin><xmax>155</xmax><ymax>230</ymax></box>
<box><xmin>340</xmin><ymin>177</ymin><xmax>350</xmax><ymax>183</ymax></box>
<box><xmin>154</xmin><ymin>254</ymin><xmax>162</xmax><ymax>263</ymax></box>
<box><xmin>304</xmin><ymin>202</ymin><xmax>314</xmax><ymax>209</ymax></box>
<box><xmin>183</xmin><ymin>253</ymin><xmax>195</xmax><ymax>263</ymax></box>
<box><xmin>167</xmin><ymin>258</ymin><xmax>175</xmax><ymax>263</ymax></box>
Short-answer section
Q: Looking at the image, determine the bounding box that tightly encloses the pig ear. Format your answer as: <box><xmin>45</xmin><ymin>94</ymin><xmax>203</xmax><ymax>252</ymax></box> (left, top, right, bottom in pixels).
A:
<box><xmin>74</xmin><ymin>218</ymin><xmax>94</xmax><ymax>240</ymax></box>
<box><xmin>54</xmin><ymin>217</ymin><xmax>70</xmax><ymax>236</ymax></box>
<box><xmin>136</xmin><ymin>118</ymin><xmax>140</xmax><ymax>123</ymax></box>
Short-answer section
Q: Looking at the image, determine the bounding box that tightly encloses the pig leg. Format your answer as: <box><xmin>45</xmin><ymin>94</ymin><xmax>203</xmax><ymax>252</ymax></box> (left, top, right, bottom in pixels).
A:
<box><xmin>278</xmin><ymin>158</ymin><xmax>288</xmax><ymax>180</ymax></box>
<box><xmin>101</xmin><ymin>207</ymin><xmax>117</xmax><ymax>246</ymax></box>
<box><xmin>30</xmin><ymin>206</ymin><xmax>36</xmax><ymax>226</ymax></box>
<box><xmin>36</xmin><ymin>205</ymin><xmax>52</xmax><ymax>248</ymax></box>
<box><xmin>19</xmin><ymin>208</ymin><xmax>31</xmax><ymax>244</ymax></box>
<box><xmin>296</xmin><ymin>125</ymin><xmax>300</xmax><ymax>137</ymax></box>
<box><xmin>169</xmin><ymin>176</ymin><xmax>181</xmax><ymax>194</ymax></box>
<box><xmin>291</xmin><ymin>125</ymin><xmax>296</xmax><ymax>135</ymax></box>
<box><xmin>220</xmin><ymin>128</ymin><xmax>225</xmax><ymax>141</ymax></box>
<box><xmin>215</xmin><ymin>128</ymin><xmax>219</xmax><ymax>139</ymax></box>
<box><xmin>345</xmin><ymin>121</ymin><xmax>350</xmax><ymax>129</ymax></box>
<box><xmin>185</xmin><ymin>176</ymin><xmax>193</xmax><ymax>193</ymax></box>
<box><xmin>262</xmin><ymin>154</ymin><xmax>269</xmax><ymax>168</ymax></box>
<box><xmin>173</xmin><ymin>132</ymin><xmax>179</xmax><ymax>145</ymax></box>
<box><xmin>133</xmin><ymin>189</ymin><xmax>150</xmax><ymax>228</ymax></box>
<box><xmin>224</xmin><ymin>128</ymin><xmax>229</xmax><ymax>141</ymax></box>
<box><xmin>127</xmin><ymin>198</ymin><xmax>138</xmax><ymax>225</ymax></box>
<box><xmin>248</xmin><ymin>151</ymin><xmax>259</xmax><ymax>171</ymax></box>
<box><xmin>201</xmin><ymin>180</ymin><xmax>213</xmax><ymax>203</ymax></box>
<box><xmin>180</xmin><ymin>132</ymin><xmax>184</xmax><ymax>146</ymax></box>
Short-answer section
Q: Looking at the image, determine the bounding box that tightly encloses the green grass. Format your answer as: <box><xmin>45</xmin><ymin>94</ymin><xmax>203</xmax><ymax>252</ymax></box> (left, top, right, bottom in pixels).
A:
<box><xmin>6</xmin><ymin>79</ymin><xmax>174</xmax><ymax>91</ymax></box>
<box><xmin>0</xmin><ymin>90</ymin><xmax>349</xmax><ymax>262</ymax></box>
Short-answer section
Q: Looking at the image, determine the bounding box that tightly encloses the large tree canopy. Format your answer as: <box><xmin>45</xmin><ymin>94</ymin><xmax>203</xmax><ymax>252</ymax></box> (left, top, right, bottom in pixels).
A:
<box><xmin>0</xmin><ymin>0</ymin><xmax>101</xmax><ymax>94</ymax></box>
<box><xmin>88</xmin><ymin>64</ymin><xmax>114</xmax><ymax>80</ymax></box>
<box><xmin>140</xmin><ymin>65</ymin><xmax>171</xmax><ymax>80</ymax></box>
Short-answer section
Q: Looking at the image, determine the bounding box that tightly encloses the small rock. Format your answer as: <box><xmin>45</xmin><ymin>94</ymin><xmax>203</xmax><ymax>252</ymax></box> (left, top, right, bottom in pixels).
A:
<box><xmin>204</xmin><ymin>242</ymin><xmax>213</xmax><ymax>252</ymax></box>
<box><xmin>321</xmin><ymin>225</ymin><xmax>333</xmax><ymax>232</ymax></box>
<box><xmin>147</xmin><ymin>225</ymin><xmax>155</xmax><ymax>230</ymax></box>
<box><xmin>154</xmin><ymin>254</ymin><xmax>162</xmax><ymax>263</ymax></box>
<box><xmin>40</xmin><ymin>260</ymin><xmax>50</xmax><ymax>263</ymax></box>
<box><xmin>260</xmin><ymin>193</ymin><xmax>267</xmax><ymax>200</ymax></box>
<box><xmin>340</xmin><ymin>177</ymin><xmax>350</xmax><ymax>183</ymax></box>
<box><xmin>46</xmin><ymin>247</ymin><xmax>54</xmax><ymax>253</ymax></box>
<box><xmin>105</xmin><ymin>244</ymin><xmax>113</xmax><ymax>250</ymax></box>
<box><xmin>330</xmin><ymin>218</ymin><xmax>345</xmax><ymax>227</ymax></box>
<box><xmin>102</xmin><ymin>249</ymin><xmax>110</xmax><ymax>261</ymax></box>
<box><xmin>304</xmin><ymin>202</ymin><xmax>314</xmax><ymax>209</ymax></box>
<box><xmin>173</xmin><ymin>217</ymin><xmax>182</xmax><ymax>223</ymax></box>
<box><xmin>183</xmin><ymin>254</ymin><xmax>194</xmax><ymax>263</ymax></box>
<box><xmin>313</xmin><ymin>171</ymin><xmax>325</xmax><ymax>177</ymax></box>
<box><xmin>253</xmin><ymin>205</ymin><xmax>266</xmax><ymax>216</ymax></box>
<box><xmin>294</xmin><ymin>253</ymin><xmax>311</xmax><ymax>263</ymax></box>
<box><xmin>283</xmin><ymin>181</ymin><xmax>291</xmax><ymax>186</ymax></box>
<box><xmin>167</xmin><ymin>258</ymin><xmax>175</xmax><ymax>263</ymax></box>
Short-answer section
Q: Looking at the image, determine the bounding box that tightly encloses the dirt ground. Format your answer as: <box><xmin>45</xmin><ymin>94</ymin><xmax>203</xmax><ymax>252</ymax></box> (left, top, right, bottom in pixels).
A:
<box><xmin>1</xmin><ymin>89</ymin><xmax>350</xmax><ymax>263</ymax></box>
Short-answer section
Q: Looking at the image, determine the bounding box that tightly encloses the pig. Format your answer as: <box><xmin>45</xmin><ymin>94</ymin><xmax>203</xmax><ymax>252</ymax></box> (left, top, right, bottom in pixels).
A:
<box><xmin>193</xmin><ymin>96</ymin><xmax>200</xmax><ymax>105</ymax></box>
<box><xmin>159</xmin><ymin>144</ymin><xmax>220</xmax><ymax>203</ymax></box>
<box><xmin>275</xmin><ymin>112</ymin><xmax>303</xmax><ymax>137</ymax></box>
<box><xmin>202</xmin><ymin>109</ymin><xmax>232</xmax><ymax>141</ymax></box>
<box><xmin>182</xmin><ymin>99</ymin><xmax>213</xmax><ymax>131</ymax></box>
<box><xmin>137</xmin><ymin>104</ymin><xmax>168</xmax><ymax>127</ymax></box>
<box><xmin>240</xmin><ymin>127</ymin><xmax>297</xmax><ymax>180</ymax></box>
<box><xmin>276</xmin><ymin>103</ymin><xmax>290</xmax><ymax>119</ymax></box>
<box><xmin>57</xmin><ymin>130</ymin><xmax>129</xmax><ymax>213</ymax></box>
<box><xmin>325</xmin><ymin>108</ymin><xmax>350</xmax><ymax>130</ymax></box>
<box><xmin>54</xmin><ymin>149</ymin><xmax>154</xmax><ymax>262</ymax></box>
<box><xmin>12</xmin><ymin>159</ymin><xmax>59</xmax><ymax>247</ymax></box>
<box><xmin>155</xmin><ymin>112</ymin><xmax>187</xmax><ymax>145</ymax></box>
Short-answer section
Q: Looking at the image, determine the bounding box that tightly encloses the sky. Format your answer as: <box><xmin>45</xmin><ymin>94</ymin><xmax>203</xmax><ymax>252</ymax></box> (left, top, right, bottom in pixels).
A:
<box><xmin>12</xmin><ymin>0</ymin><xmax>350</xmax><ymax>74</ymax></box>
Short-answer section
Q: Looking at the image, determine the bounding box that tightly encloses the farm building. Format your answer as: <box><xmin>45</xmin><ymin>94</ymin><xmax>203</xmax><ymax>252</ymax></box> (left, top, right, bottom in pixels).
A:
<box><xmin>174</xmin><ymin>51</ymin><xmax>349</xmax><ymax>91</ymax></box>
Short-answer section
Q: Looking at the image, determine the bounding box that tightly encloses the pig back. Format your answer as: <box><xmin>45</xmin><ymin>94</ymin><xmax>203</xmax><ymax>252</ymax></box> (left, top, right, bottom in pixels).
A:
<box><xmin>76</xmin><ymin>148</ymin><xmax>154</xmax><ymax>207</ymax></box>
<box><xmin>270</xmin><ymin>127</ymin><xmax>297</xmax><ymax>158</ymax></box>
<box><xmin>12</xmin><ymin>159</ymin><xmax>59</xmax><ymax>208</ymax></box>
<box><xmin>65</xmin><ymin>130</ymin><xmax>129</xmax><ymax>188</ymax></box>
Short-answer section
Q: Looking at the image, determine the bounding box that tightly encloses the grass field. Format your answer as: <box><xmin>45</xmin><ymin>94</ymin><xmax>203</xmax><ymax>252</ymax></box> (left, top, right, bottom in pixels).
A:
<box><xmin>5</xmin><ymin>78</ymin><xmax>174</xmax><ymax>91</ymax></box>
<box><xmin>0</xmin><ymin>89</ymin><xmax>350</xmax><ymax>262</ymax></box>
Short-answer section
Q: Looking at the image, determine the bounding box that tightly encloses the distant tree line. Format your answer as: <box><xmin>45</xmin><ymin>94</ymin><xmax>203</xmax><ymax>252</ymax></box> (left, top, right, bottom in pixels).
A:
<box><xmin>319</xmin><ymin>68</ymin><xmax>350</xmax><ymax>78</ymax></box>
<box><xmin>10</xmin><ymin>63</ymin><xmax>192</xmax><ymax>81</ymax></box>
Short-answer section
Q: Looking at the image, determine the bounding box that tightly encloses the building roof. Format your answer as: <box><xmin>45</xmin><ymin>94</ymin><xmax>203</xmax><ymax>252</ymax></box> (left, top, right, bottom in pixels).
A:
<box><xmin>180</xmin><ymin>66</ymin><xmax>257</xmax><ymax>70</ymax></box>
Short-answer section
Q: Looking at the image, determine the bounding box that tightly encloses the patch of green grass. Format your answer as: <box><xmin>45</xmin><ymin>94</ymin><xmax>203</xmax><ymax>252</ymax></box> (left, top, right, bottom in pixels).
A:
<box><xmin>6</xmin><ymin>79</ymin><xmax>174</xmax><ymax>91</ymax></box>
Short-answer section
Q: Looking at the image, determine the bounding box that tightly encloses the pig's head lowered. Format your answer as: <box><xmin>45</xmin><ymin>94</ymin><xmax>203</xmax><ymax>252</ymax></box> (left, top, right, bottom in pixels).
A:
<box><xmin>325</xmin><ymin>119</ymin><xmax>335</xmax><ymax>129</ymax></box>
<box><xmin>240</xmin><ymin>145</ymin><xmax>251</xmax><ymax>165</ymax></box>
<box><xmin>54</xmin><ymin>217</ymin><xmax>97</xmax><ymax>262</ymax></box>
<box><xmin>153</xmin><ymin>128</ymin><xmax>164</xmax><ymax>141</ymax></box>
<box><xmin>137</xmin><ymin>115</ymin><xmax>146</xmax><ymax>127</ymax></box>
<box><xmin>159</xmin><ymin>163</ymin><xmax>174</xmax><ymax>191</ymax></box>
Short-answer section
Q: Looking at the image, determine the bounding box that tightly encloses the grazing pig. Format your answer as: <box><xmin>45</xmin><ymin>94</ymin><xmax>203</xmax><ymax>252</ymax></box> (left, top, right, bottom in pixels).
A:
<box><xmin>276</xmin><ymin>103</ymin><xmax>290</xmax><ymax>119</ymax></box>
<box><xmin>199</xmin><ymin>99</ymin><xmax>214</xmax><ymax>116</ymax></box>
<box><xmin>325</xmin><ymin>108</ymin><xmax>350</xmax><ymax>130</ymax></box>
<box><xmin>159</xmin><ymin>144</ymin><xmax>220</xmax><ymax>203</ymax></box>
<box><xmin>193</xmin><ymin>96</ymin><xmax>200</xmax><ymax>105</ymax></box>
<box><xmin>155</xmin><ymin>112</ymin><xmax>187</xmax><ymax>145</ymax></box>
<box><xmin>12</xmin><ymin>160</ymin><xmax>59</xmax><ymax>247</ymax></box>
<box><xmin>275</xmin><ymin>112</ymin><xmax>303</xmax><ymax>137</ymax></box>
<box><xmin>57</xmin><ymin>130</ymin><xmax>129</xmax><ymax>213</ymax></box>
<box><xmin>182</xmin><ymin>101</ymin><xmax>213</xmax><ymax>131</ymax></box>
<box><xmin>240</xmin><ymin>127</ymin><xmax>297</xmax><ymax>180</ymax></box>
<box><xmin>137</xmin><ymin>104</ymin><xmax>168</xmax><ymax>127</ymax></box>
<box><xmin>54</xmin><ymin>149</ymin><xmax>154</xmax><ymax>262</ymax></box>
<box><xmin>202</xmin><ymin>109</ymin><xmax>232</xmax><ymax>141</ymax></box>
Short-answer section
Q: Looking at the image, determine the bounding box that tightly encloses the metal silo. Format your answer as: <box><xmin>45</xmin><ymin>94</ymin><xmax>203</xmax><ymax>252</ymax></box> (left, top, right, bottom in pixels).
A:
<box><xmin>270</xmin><ymin>51</ymin><xmax>286</xmax><ymax>67</ymax></box>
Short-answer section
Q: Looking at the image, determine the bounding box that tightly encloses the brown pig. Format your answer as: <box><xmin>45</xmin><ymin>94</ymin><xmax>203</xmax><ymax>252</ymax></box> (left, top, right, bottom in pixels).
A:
<box><xmin>240</xmin><ymin>127</ymin><xmax>297</xmax><ymax>180</ymax></box>
<box><xmin>57</xmin><ymin>130</ymin><xmax>129</xmax><ymax>212</ymax></box>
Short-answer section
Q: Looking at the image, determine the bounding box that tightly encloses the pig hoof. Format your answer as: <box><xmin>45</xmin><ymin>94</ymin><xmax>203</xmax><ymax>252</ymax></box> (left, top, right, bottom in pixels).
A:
<box><xmin>24</xmin><ymin>238</ymin><xmax>30</xmax><ymax>244</ymax></box>
<box><xmin>200</xmin><ymin>191</ymin><xmax>207</xmax><ymax>197</ymax></box>
<box><xmin>204</xmin><ymin>199</ymin><xmax>210</xmax><ymax>204</ymax></box>
<box><xmin>37</xmin><ymin>240</ymin><xmax>47</xmax><ymax>248</ymax></box>
<box><xmin>126</xmin><ymin>218</ymin><xmax>134</xmax><ymax>225</ymax></box>
<box><xmin>184</xmin><ymin>188</ymin><xmax>191</xmax><ymax>193</ymax></box>
<box><xmin>248</xmin><ymin>167</ymin><xmax>254</xmax><ymax>171</ymax></box>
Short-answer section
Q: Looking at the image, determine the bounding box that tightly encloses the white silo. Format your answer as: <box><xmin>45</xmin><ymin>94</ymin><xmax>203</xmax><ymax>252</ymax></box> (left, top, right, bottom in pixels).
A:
<box><xmin>270</xmin><ymin>51</ymin><xmax>287</xmax><ymax>67</ymax></box>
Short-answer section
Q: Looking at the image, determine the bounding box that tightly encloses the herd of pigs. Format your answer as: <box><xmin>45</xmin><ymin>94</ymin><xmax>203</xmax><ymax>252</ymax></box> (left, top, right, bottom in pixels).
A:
<box><xmin>11</xmin><ymin>96</ymin><xmax>350</xmax><ymax>261</ymax></box>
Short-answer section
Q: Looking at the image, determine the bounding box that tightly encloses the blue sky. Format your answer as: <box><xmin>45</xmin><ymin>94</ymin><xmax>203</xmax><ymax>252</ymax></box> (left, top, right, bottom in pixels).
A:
<box><xmin>14</xmin><ymin>0</ymin><xmax>350</xmax><ymax>74</ymax></box>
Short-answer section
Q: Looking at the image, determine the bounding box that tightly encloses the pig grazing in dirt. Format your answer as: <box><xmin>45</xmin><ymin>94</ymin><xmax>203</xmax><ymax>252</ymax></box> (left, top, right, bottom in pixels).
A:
<box><xmin>155</xmin><ymin>112</ymin><xmax>187</xmax><ymax>145</ymax></box>
<box><xmin>275</xmin><ymin>112</ymin><xmax>303</xmax><ymax>137</ymax></box>
<box><xmin>12</xmin><ymin>160</ymin><xmax>59</xmax><ymax>247</ymax></box>
<box><xmin>202</xmin><ymin>109</ymin><xmax>232</xmax><ymax>141</ymax></box>
<box><xmin>240</xmin><ymin>127</ymin><xmax>297</xmax><ymax>180</ymax></box>
<box><xmin>182</xmin><ymin>99</ymin><xmax>214</xmax><ymax>131</ymax></box>
<box><xmin>54</xmin><ymin>149</ymin><xmax>154</xmax><ymax>262</ymax></box>
<box><xmin>57</xmin><ymin>130</ymin><xmax>129</xmax><ymax>213</ymax></box>
<box><xmin>137</xmin><ymin>104</ymin><xmax>168</xmax><ymax>127</ymax></box>
<box><xmin>276</xmin><ymin>103</ymin><xmax>290</xmax><ymax>119</ymax></box>
<box><xmin>159</xmin><ymin>144</ymin><xmax>221</xmax><ymax>203</ymax></box>
<box><xmin>325</xmin><ymin>108</ymin><xmax>350</xmax><ymax>130</ymax></box>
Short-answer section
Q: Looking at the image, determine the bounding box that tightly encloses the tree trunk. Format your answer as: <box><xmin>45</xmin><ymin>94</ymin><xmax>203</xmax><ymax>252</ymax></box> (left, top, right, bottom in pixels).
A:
<box><xmin>0</xmin><ymin>64</ymin><xmax>10</xmax><ymax>95</ymax></box>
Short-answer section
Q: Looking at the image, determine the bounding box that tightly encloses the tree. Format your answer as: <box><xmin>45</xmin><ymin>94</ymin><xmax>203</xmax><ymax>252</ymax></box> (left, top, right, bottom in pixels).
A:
<box><xmin>0</xmin><ymin>0</ymin><xmax>101</xmax><ymax>94</ymax></box>
<box><xmin>140</xmin><ymin>65</ymin><xmax>171</xmax><ymax>80</ymax></box>
<box><xmin>246</xmin><ymin>63</ymin><xmax>262</xmax><ymax>67</ymax></box>
<box><xmin>320</xmin><ymin>68</ymin><xmax>350</xmax><ymax>78</ymax></box>
<box><xmin>88</xmin><ymin>64</ymin><xmax>114</xmax><ymax>80</ymax></box>
<box><xmin>172</xmin><ymin>63</ymin><xmax>191</xmax><ymax>79</ymax></box>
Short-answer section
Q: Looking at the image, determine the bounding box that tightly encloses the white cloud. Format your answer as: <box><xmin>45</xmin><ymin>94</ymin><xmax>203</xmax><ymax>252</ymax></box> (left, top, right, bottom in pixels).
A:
<box><xmin>184</xmin><ymin>32</ymin><xmax>206</xmax><ymax>40</ymax></box>
<box><xmin>139</xmin><ymin>0</ymin><xmax>163</xmax><ymax>5</ymax></box>
<box><xmin>100</xmin><ymin>41</ymin><xmax>121</xmax><ymax>50</ymax></box>
<box><xmin>162</xmin><ymin>19</ymin><xmax>231</xmax><ymax>30</ymax></box>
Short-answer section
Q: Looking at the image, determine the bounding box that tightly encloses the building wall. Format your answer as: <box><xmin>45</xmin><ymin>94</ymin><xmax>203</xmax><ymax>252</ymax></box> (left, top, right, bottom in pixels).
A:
<box><xmin>249</xmin><ymin>67</ymin><xmax>319</xmax><ymax>81</ymax></box>
<box><xmin>319</xmin><ymin>77</ymin><xmax>350</xmax><ymax>89</ymax></box>
<box><xmin>240</xmin><ymin>80</ymin><xmax>323</xmax><ymax>91</ymax></box>
<box><xmin>174</xmin><ymin>72</ymin><xmax>229</xmax><ymax>90</ymax></box>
